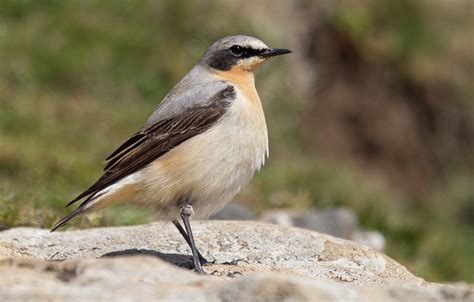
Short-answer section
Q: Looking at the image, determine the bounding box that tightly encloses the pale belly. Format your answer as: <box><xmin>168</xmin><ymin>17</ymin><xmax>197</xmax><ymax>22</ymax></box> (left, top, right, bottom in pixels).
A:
<box><xmin>135</xmin><ymin>97</ymin><xmax>268</xmax><ymax>219</ymax></box>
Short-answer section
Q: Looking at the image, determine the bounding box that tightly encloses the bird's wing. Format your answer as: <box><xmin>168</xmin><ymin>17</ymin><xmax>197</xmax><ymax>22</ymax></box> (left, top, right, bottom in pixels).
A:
<box><xmin>144</xmin><ymin>65</ymin><xmax>230</xmax><ymax>126</ymax></box>
<box><xmin>65</xmin><ymin>85</ymin><xmax>236</xmax><ymax>208</ymax></box>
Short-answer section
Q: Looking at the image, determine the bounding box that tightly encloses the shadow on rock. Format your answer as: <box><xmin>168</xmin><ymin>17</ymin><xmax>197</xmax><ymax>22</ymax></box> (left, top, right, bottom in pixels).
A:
<box><xmin>101</xmin><ymin>249</ymin><xmax>195</xmax><ymax>270</ymax></box>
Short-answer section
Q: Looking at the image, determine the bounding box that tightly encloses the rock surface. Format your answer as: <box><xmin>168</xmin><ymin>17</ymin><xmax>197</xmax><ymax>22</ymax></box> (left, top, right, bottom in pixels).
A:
<box><xmin>0</xmin><ymin>221</ymin><xmax>472</xmax><ymax>301</ymax></box>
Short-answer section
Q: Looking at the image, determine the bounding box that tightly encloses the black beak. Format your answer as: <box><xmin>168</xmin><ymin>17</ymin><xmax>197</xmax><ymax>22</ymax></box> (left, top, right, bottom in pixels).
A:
<box><xmin>260</xmin><ymin>48</ymin><xmax>292</xmax><ymax>58</ymax></box>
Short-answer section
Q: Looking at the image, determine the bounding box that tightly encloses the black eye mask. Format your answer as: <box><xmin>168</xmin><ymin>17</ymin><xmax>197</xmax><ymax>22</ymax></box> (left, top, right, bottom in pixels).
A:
<box><xmin>229</xmin><ymin>45</ymin><xmax>267</xmax><ymax>58</ymax></box>
<box><xmin>206</xmin><ymin>46</ymin><xmax>268</xmax><ymax>71</ymax></box>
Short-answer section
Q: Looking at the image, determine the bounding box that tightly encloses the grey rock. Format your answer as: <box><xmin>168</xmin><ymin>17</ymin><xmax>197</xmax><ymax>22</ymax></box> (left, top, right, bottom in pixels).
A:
<box><xmin>217</xmin><ymin>274</ymin><xmax>474</xmax><ymax>302</ymax></box>
<box><xmin>211</xmin><ymin>202</ymin><xmax>254</xmax><ymax>220</ymax></box>
<box><xmin>260</xmin><ymin>209</ymin><xmax>294</xmax><ymax>226</ymax></box>
<box><xmin>0</xmin><ymin>221</ymin><xmax>398</xmax><ymax>283</ymax></box>
<box><xmin>353</xmin><ymin>229</ymin><xmax>386</xmax><ymax>252</ymax></box>
<box><xmin>260</xmin><ymin>208</ymin><xmax>386</xmax><ymax>251</ymax></box>
<box><xmin>294</xmin><ymin>207</ymin><xmax>358</xmax><ymax>238</ymax></box>
<box><xmin>260</xmin><ymin>208</ymin><xmax>357</xmax><ymax>238</ymax></box>
<box><xmin>0</xmin><ymin>221</ymin><xmax>471</xmax><ymax>301</ymax></box>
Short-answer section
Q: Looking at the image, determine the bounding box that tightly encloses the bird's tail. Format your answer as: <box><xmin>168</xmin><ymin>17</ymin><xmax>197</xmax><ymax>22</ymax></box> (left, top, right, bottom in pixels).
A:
<box><xmin>50</xmin><ymin>205</ymin><xmax>88</xmax><ymax>232</ymax></box>
<box><xmin>51</xmin><ymin>181</ymin><xmax>137</xmax><ymax>232</ymax></box>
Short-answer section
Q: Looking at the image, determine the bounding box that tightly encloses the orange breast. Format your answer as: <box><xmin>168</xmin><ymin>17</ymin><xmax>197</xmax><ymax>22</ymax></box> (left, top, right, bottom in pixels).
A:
<box><xmin>211</xmin><ymin>67</ymin><xmax>260</xmax><ymax>106</ymax></box>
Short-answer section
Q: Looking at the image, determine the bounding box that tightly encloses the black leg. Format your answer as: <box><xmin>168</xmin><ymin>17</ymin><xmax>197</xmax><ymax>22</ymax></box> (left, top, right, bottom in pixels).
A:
<box><xmin>172</xmin><ymin>220</ymin><xmax>210</xmax><ymax>265</ymax></box>
<box><xmin>180</xmin><ymin>204</ymin><xmax>205</xmax><ymax>274</ymax></box>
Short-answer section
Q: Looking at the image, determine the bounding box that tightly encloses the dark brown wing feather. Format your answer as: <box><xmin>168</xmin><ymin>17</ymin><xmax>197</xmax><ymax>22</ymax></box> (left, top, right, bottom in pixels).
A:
<box><xmin>64</xmin><ymin>86</ymin><xmax>235</xmax><ymax>209</ymax></box>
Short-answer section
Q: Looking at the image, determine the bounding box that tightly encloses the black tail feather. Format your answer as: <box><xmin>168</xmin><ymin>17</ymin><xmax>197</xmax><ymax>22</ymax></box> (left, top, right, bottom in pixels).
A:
<box><xmin>65</xmin><ymin>193</ymin><xmax>89</xmax><ymax>208</ymax></box>
<box><xmin>50</xmin><ymin>206</ymin><xmax>87</xmax><ymax>232</ymax></box>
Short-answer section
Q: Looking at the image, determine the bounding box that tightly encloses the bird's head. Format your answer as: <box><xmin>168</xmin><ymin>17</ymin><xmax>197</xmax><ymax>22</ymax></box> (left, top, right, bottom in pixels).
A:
<box><xmin>201</xmin><ymin>35</ymin><xmax>291</xmax><ymax>73</ymax></box>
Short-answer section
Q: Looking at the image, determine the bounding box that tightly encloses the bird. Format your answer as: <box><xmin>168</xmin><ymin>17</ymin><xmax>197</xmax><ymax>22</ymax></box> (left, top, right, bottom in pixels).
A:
<box><xmin>51</xmin><ymin>35</ymin><xmax>291</xmax><ymax>273</ymax></box>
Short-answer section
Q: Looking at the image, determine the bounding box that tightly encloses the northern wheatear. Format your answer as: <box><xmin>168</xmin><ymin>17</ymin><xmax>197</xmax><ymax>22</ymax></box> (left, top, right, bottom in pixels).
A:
<box><xmin>52</xmin><ymin>35</ymin><xmax>291</xmax><ymax>273</ymax></box>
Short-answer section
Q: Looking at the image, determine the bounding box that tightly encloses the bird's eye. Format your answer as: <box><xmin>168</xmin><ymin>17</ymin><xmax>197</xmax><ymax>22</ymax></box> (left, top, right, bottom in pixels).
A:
<box><xmin>230</xmin><ymin>45</ymin><xmax>245</xmax><ymax>57</ymax></box>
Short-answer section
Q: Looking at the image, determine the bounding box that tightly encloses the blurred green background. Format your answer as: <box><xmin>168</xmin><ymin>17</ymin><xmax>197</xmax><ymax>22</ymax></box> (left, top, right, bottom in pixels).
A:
<box><xmin>0</xmin><ymin>0</ymin><xmax>473</xmax><ymax>282</ymax></box>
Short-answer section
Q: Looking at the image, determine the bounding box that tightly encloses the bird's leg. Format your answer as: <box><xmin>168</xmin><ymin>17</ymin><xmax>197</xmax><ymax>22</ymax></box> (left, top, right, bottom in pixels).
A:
<box><xmin>179</xmin><ymin>203</ymin><xmax>205</xmax><ymax>274</ymax></box>
<box><xmin>172</xmin><ymin>219</ymin><xmax>211</xmax><ymax>265</ymax></box>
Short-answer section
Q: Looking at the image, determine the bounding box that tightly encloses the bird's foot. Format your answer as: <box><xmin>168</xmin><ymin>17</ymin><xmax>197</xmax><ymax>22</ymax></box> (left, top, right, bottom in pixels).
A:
<box><xmin>199</xmin><ymin>255</ymin><xmax>215</xmax><ymax>266</ymax></box>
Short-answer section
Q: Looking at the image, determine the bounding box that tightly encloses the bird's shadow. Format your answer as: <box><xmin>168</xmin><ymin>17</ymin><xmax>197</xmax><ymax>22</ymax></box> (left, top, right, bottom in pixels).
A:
<box><xmin>101</xmin><ymin>249</ymin><xmax>195</xmax><ymax>270</ymax></box>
